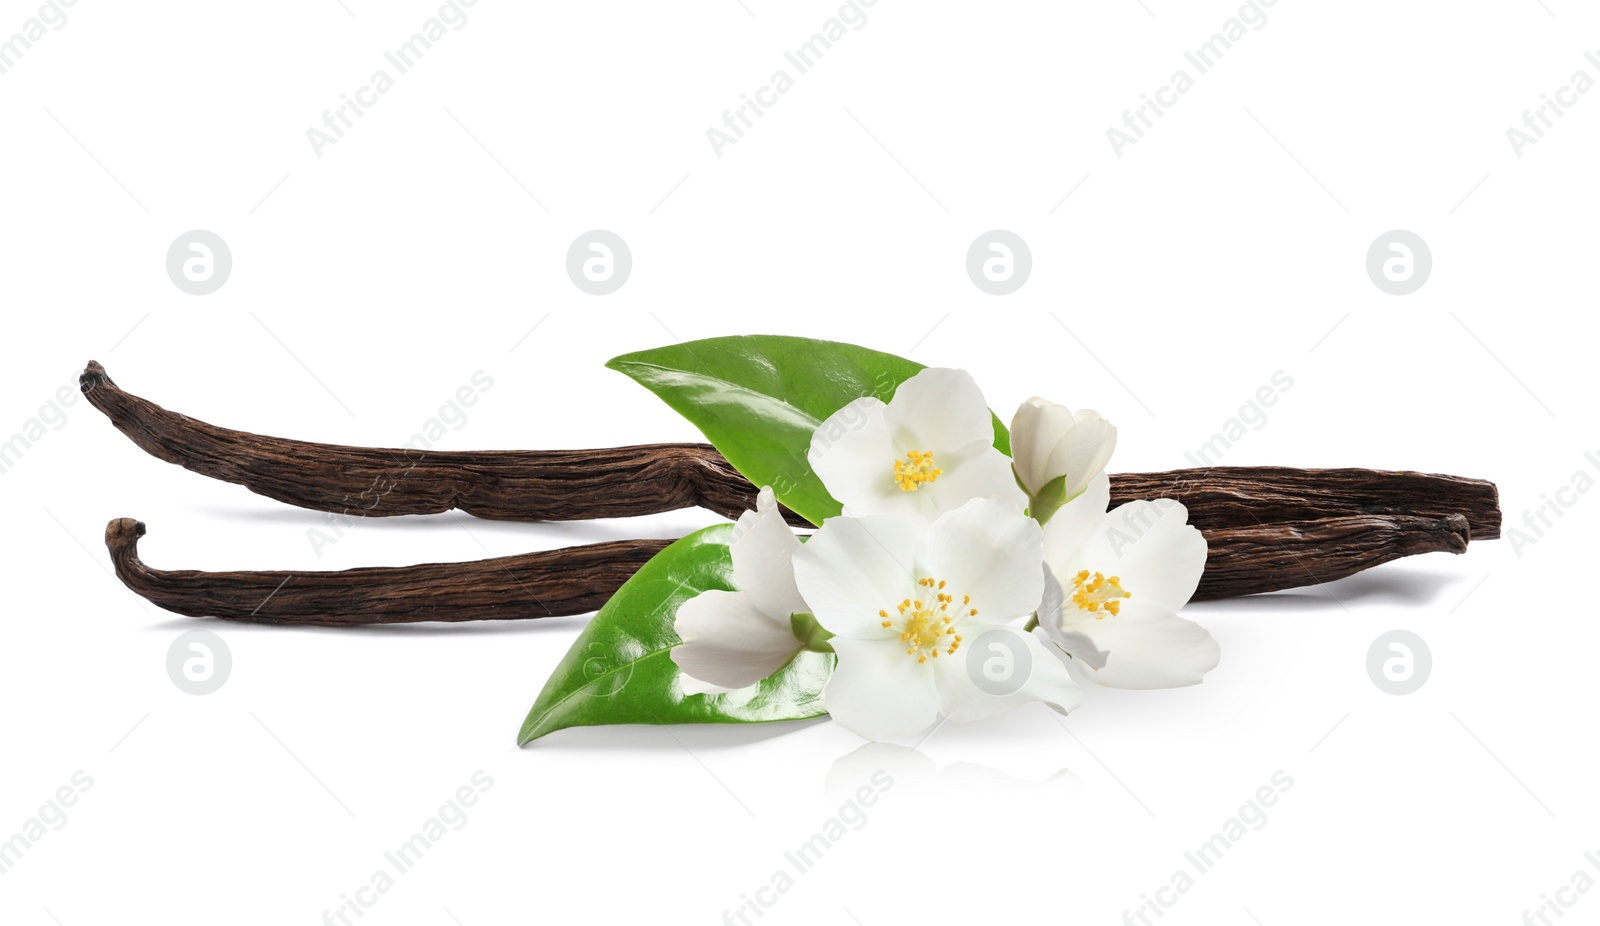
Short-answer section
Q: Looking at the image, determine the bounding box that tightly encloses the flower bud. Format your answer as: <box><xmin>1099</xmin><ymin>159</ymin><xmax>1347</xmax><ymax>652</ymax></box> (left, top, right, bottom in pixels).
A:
<box><xmin>1010</xmin><ymin>397</ymin><xmax>1116</xmax><ymax>523</ymax></box>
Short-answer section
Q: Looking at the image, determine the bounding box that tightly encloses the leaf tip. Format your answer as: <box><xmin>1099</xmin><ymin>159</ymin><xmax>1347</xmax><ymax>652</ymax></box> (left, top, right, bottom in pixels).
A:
<box><xmin>603</xmin><ymin>349</ymin><xmax>647</xmax><ymax>375</ymax></box>
<box><xmin>517</xmin><ymin>709</ymin><xmax>555</xmax><ymax>746</ymax></box>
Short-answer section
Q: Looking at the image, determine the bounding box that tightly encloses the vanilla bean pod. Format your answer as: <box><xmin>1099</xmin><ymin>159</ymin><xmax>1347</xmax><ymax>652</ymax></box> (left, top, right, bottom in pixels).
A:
<box><xmin>1110</xmin><ymin>469</ymin><xmax>1499</xmax><ymax>541</ymax></box>
<box><xmin>80</xmin><ymin>361</ymin><xmax>779</xmax><ymax>525</ymax></box>
<box><xmin>105</xmin><ymin>512</ymin><xmax>1471</xmax><ymax>624</ymax></box>
<box><xmin>1190</xmin><ymin>513</ymin><xmax>1470</xmax><ymax>600</ymax></box>
<box><xmin>81</xmin><ymin>361</ymin><xmax>1502</xmax><ymax>538</ymax></box>
<box><xmin>104</xmin><ymin>518</ymin><xmax>670</xmax><ymax>626</ymax></box>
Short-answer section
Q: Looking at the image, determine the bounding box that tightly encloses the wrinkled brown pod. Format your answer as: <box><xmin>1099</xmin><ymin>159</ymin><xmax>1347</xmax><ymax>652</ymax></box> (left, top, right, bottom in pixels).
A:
<box><xmin>86</xmin><ymin>360</ymin><xmax>1497</xmax><ymax>623</ymax></box>
<box><xmin>81</xmin><ymin>361</ymin><xmax>1501</xmax><ymax>539</ymax></box>
<box><xmin>1112</xmin><ymin>469</ymin><xmax>1499</xmax><ymax>541</ymax></box>
<box><xmin>1189</xmin><ymin>513</ymin><xmax>1471</xmax><ymax>600</ymax></box>
<box><xmin>105</xmin><ymin>518</ymin><xmax>670</xmax><ymax>626</ymax></box>
<box><xmin>106</xmin><ymin>513</ymin><xmax>1471</xmax><ymax>624</ymax></box>
<box><xmin>80</xmin><ymin>361</ymin><xmax>786</xmax><ymax>525</ymax></box>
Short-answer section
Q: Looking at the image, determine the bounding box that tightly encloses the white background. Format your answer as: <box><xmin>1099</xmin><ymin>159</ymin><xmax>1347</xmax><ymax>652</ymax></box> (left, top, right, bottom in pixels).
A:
<box><xmin>2</xmin><ymin>1</ymin><xmax>1596</xmax><ymax>923</ymax></box>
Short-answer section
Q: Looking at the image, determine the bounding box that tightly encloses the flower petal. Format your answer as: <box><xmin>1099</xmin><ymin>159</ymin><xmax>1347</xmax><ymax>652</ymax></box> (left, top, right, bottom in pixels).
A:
<box><xmin>808</xmin><ymin>397</ymin><xmax>900</xmax><ymax>518</ymax></box>
<box><xmin>679</xmin><ymin>677</ymin><xmax>731</xmax><ymax>696</ymax></box>
<box><xmin>824</xmin><ymin>637</ymin><xmax>941</xmax><ymax>741</ymax></box>
<box><xmin>933</xmin><ymin>625</ymin><xmax>1083</xmax><ymax>722</ymax></box>
<box><xmin>926</xmin><ymin>439</ymin><xmax>1028</xmax><ymax>516</ymax></box>
<box><xmin>1041</xmin><ymin>472</ymin><xmax>1111</xmax><ymax>567</ymax></box>
<box><xmin>1037</xmin><ymin>565</ymin><xmax>1110</xmax><ymax>671</ymax></box>
<box><xmin>1010</xmin><ymin>397</ymin><xmax>1080</xmax><ymax>496</ymax></box>
<box><xmin>1060</xmin><ymin>599</ymin><xmax>1220</xmax><ymax>689</ymax></box>
<box><xmin>671</xmin><ymin>590</ymin><xmax>803</xmax><ymax>694</ymax></box>
<box><xmin>792</xmin><ymin>515</ymin><xmax>921</xmax><ymax>639</ymax></box>
<box><xmin>1041</xmin><ymin>410</ymin><xmax>1116</xmax><ymax>499</ymax></box>
<box><xmin>914</xmin><ymin>498</ymin><xmax>1044</xmax><ymax>623</ymax></box>
<box><xmin>730</xmin><ymin>487</ymin><xmax>807</xmax><ymax>621</ymax></box>
<box><xmin>882</xmin><ymin>368</ymin><xmax>994</xmax><ymax>454</ymax></box>
<box><xmin>1081</xmin><ymin>499</ymin><xmax>1207</xmax><ymax>612</ymax></box>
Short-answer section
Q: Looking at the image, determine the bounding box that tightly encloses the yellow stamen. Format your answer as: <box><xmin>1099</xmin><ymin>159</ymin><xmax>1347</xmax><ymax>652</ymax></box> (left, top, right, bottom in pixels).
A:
<box><xmin>1069</xmin><ymin>570</ymin><xmax>1131</xmax><ymax>619</ymax></box>
<box><xmin>881</xmin><ymin>576</ymin><xmax>971</xmax><ymax>661</ymax></box>
<box><xmin>894</xmin><ymin>450</ymin><xmax>942</xmax><ymax>492</ymax></box>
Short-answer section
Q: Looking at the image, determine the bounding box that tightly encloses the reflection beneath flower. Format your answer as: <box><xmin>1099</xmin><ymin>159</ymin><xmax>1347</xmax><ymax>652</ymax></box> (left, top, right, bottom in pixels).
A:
<box><xmin>824</xmin><ymin>741</ymin><xmax>1078</xmax><ymax>802</ymax></box>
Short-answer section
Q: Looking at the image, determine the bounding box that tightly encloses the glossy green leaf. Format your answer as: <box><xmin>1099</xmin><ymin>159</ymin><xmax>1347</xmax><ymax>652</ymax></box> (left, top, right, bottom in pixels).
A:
<box><xmin>607</xmin><ymin>335</ymin><xmax>1011</xmax><ymax>525</ymax></box>
<box><xmin>518</xmin><ymin>524</ymin><xmax>834</xmax><ymax>745</ymax></box>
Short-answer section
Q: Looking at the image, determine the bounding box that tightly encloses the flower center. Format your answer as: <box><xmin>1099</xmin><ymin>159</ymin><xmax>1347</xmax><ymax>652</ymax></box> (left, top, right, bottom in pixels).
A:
<box><xmin>1068</xmin><ymin>569</ymin><xmax>1130</xmax><ymax>618</ymax></box>
<box><xmin>893</xmin><ymin>450</ymin><xmax>942</xmax><ymax>492</ymax></box>
<box><xmin>879</xmin><ymin>577</ymin><xmax>971</xmax><ymax>663</ymax></box>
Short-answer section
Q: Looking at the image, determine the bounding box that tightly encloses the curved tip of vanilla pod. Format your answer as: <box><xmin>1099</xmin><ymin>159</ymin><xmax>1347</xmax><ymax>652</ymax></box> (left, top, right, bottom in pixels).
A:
<box><xmin>81</xmin><ymin>360</ymin><xmax>110</xmax><ymax>395</ymax></box>
<box><xmin>1435</xmin><ymin>513</ymin><xmax>1472</xmax><ymax>555</ymax></box>
<box><xmin>104</xmin><ymin>517</ymin><xmax>147</xmax><ymax>556</ymax></box>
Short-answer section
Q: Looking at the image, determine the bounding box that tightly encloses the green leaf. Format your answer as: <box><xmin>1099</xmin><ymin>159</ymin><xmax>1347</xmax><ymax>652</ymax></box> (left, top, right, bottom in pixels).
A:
<box><xmin>518</xmin><ymin>524</ymin><xmax>834</xmax><ymax>745</ymax></box>
<box><xmin>607</xmin><ymin>335</ymin><xmax>1011</xmax><ymax>525</ymax></box>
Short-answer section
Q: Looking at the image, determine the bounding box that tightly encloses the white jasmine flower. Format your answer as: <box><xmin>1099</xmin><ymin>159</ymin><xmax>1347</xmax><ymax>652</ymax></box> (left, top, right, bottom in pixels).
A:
<box><xmin>809</xmin><ymin>368</ymin><xmax>1024</xmax><ymax>522</ymax></box>
<box><xmin>1035</xmin><ymin>474</ymin><xmax>1220</xmax><ymax>689</ymax></box>
<box><xmin>671</xmin><ymin>487</ymin><xmax>810</xmax><ymax>695</ymax></box>
<box><xmin>793</xmin><ymin>497</ymin><xmax>1081</xmax><ymax>741</ymax></box>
